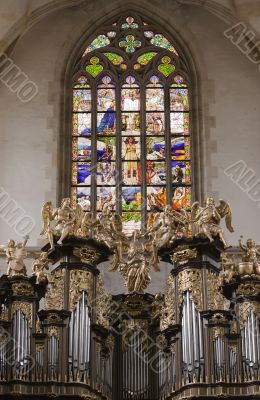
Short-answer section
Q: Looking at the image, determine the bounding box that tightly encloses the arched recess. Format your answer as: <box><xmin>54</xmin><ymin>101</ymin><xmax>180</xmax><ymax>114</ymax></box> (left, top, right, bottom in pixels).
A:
<box><xmin>59</xmin><ymin>9</ymin><xmax>204</xmax><ymax>233</ymax></box>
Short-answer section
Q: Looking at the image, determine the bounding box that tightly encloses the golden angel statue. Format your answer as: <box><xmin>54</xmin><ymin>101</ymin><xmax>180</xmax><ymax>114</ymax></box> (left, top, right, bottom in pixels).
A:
<box><xmin>40</xmin><ymin>198</ymin><xmax>84</xmax><ymax>248</ymax></box>
<box><xmin>238</xmin><ymin>237</ymin><xmax>260</xmax><ymax>277</ymax></box>
<box><xmin>191</xmin><ymin>197</ymin><xmax>234</xmax><ymax>248</ymax></box>
<box><xmin>119</xmin><ymin>231</ymin><xmax>152</xmax><ymax>293</ymax></box>
<box><xmin>32</xmin><ymin>252</ymin><xmax>49</xmax><ymax>284</ymax></box>
<box><xmin>2</xmin><ymin>235</ymin><xmax>29</xmax><ymax>277</ymax></box>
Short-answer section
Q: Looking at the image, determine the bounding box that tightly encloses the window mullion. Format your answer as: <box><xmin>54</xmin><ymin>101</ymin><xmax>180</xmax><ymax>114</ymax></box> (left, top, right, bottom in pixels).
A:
<box><xmin>165</xmin><ymin>84</ymin><xmax>172</xmax><ymax>206</ymax></box>
<box><xmin>116</xmin><ymin>83</ymin><xmax>122</xmax><ymax>215</ymax></box>
<box><xmin>140</xmin><ymin>83</ymin><xmax>147</xmax><ymax>233</ymax></box>
<box><xmin>91</xmin><ymin>86</ymin><xmax>97</xmax><ymax>215</ymax></box>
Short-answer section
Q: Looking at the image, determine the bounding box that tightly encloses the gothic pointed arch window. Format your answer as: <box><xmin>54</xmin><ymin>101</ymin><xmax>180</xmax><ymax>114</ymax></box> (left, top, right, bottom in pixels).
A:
<box><xmin>71</xmin><ymin>14</ymin><xmax>191</xmax><ymax>235</ymax></box>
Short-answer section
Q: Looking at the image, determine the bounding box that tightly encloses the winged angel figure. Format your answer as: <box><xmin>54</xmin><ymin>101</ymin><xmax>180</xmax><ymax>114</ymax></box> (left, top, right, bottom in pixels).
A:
<box><xmin>191</xmin><ymin>197</ymin><xmax>234</xmax><ymax>248</ymax></box>
<box><xmin>41</xmin><ymin>198</ymin><xmax>92</xmax><ymax>249</ymax></box>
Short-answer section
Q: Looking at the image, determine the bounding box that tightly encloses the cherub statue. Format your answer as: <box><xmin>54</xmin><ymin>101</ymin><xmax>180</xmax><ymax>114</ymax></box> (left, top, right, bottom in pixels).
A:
<box><xmin>97</xmin><ymin>211</ymin><xmax>128</xmax><ymax>271</ymax></box>
<box><xmin>41</xmin><ymin>198</ymin><xmax>84</xmax><ymax>248</ymax></box>
<box><xmin>239</xmin><ymin>237</ymin><xmax>260</xmax><ymax>267</ymax></box>
<box><xmin>191</xmin><ymin>197</ymin><xmax>234</xmax><ymax>248</ymax></box>
<box><xmin>3</xmin><ymin>235</ymin><xmax>29</xmax><ymax>277</ymax></box>
<box><xmin>238</xmin><ymin>237</ymin><xmax>260</xmax><ymax>277</ymax></box>
<box><xmin>219</xmin><ymin>252</ymin><xmax>237</xmax><ymax>284</ymax></box>
<box><xmin>32</xmin><ymin>252</ymin><xmax>49</xmax><ymax>284</ymax></box>
<box><xmin>146</xmin><ymin>205</ymin><xmax>189</xmax><ymax>269</ymax></box>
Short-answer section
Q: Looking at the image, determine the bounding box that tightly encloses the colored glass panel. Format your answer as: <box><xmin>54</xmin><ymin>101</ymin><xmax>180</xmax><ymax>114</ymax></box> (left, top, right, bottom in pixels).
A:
<box><xmin>122</xmin><ymin>187</ymin><xmax>142</xmax><ymax>211</ymax></box>
<box><xmin>172</xmin><ymin>161</ymin><xmax>191</xmax><ymax>184</ymax></box>
<box><xmin>170</xmin><ymin>112</ymin><xmax>189</xmax><ymax>135</ymax></box>
<box><xmin>97</xmin><ymin>187</ymin><xmax>116</xmax><ymax>211</ymax></box>
<box><xmin>97</xmin><ymin>112</ymin><xmax>116</xmax><ymax>135</ymax></box>
<box><xmin>121</xmin><ymin>88</ymin><xmax>140</xmax><ymax>111</ymax></box>
<box><xmin>170</xmin><ymin>88</ymin><xmax>189</xmax><ymax>111</ymax></box>
<box><xmin>72</xmin><ymin>138</ymin><xmax>92</xmax><ymax>161</ymax></box>
<box><xmin>72</xmin><ymin>113</ymin><xmax>92</xmax><ymax>136</ymax></box>
<box><xmin>146</xmin><ymin>161</ymin><xmax>166</xmax><ymax>185</ymax></box>
<box><xmin>122</xmin><ymin>137</ymin><xmax>141</xmax><ymax>160</ymax></box>
<box><xmin>122</xmin><ymin>161</ymin><xmax>141</xmax><ymax>185</ymax></box>
<box><xmin>96</xmin><ymin>162</ymin><xmax>116</xmax><ymax>185</ymax></box>
<box><xmin>171</xmin><ymin>137</ymin><xmax>190</xmax><ymax>160</ymax></box>
<box><xmin>73</xmin><ymin>90</ymin><xmax>91</xmax><ymax>111</ymax></box>
<box><xmin>137</xmin><ymin>52</ymin><xmax>157</xmax><ymax>65</ymax></box>
<box><xmin>121</xmin><ymin>113</ymin><xmax>141</xmax><ymax>135</ymax></box>
<box><xmin>122</xmin><ymin>212</ymin><xmax>142</xmax><ymax>235</ymax></box>
<box><xmin>97</xmin><ymin>137</ymin><xmax>116</xmax><ymax>161</ymax></box>
<box><xmin>146</xmin><ymin>88</ymin><xmax>164</xmax><ymax>111</ymax></box>
<box><xmin>147</xmin><ymin>187</ymin><xmax>167</xmax><ymax>211</ymax></box>
<box><xmin>97</xmin><ymin>88</ymin><xmax>115</xmax><ymax>111</ymax></box>
<box><xmin>146</xmin><ymin>112</ymin><xmax>165</xmax><ymax>135</ymax></box>
<box><xmin>104</xmin><ymin>52</ymin><xmax>124</xmax><ymax>65</ymax></box>
<box><xmin>72</xmin><ymin>162</ymin><xmax>92</xmax><ymax>185</ymax></box>
<box><xmin>146</xmin><ymin>137</ymin><xmax>166</xmax><ymax>160</ymax></box>
<box><xmin>71</xmin><ymin>187</ymin><xmax>91</xmax><ymax>211</ymax></box>
<box><xmin>172</xmin><ymin>186</ymin><xmax>191</xmax><ymax>210</ymax></box>
<box><xmin>83</xmin><ymin>35</ymin><xmax>111</xmax><ymax>56</ymax></box>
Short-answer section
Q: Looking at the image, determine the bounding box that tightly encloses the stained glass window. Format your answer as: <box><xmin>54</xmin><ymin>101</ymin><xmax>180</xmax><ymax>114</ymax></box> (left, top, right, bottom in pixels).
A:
<box><xmin>71</xmin><ymin>14</ymin><xmax>192</xmax><ymax>235</ymax></box>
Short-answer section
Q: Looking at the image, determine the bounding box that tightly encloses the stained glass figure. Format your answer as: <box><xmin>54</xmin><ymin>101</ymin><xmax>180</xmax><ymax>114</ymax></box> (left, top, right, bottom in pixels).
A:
<box><xmin>97</xmin><ymin>187</ymin><xmax>116</xmax><ymax>211</ymax></box>
<box><xmin>121</xmin><ymin>88</ymin><xmax>140</xmax><ymax>111</ymax></box>
<box><xmin>96</xmin><ymin>162</ymin><xmax>116</xmax><ymax>185</ymax></box>
<box><xmin>146</xmin><ymin>113</ymin><xmax>165</xmax><ymax>135</ymax></box>
<box><xmin>172</xmin><ymin>161</ymin><xmax>191</xmax><ymax>184</ymax></box>
<box><xmin>121</xmin><ymin>113</ymin><xmax>141</xmax><ymax>135</ymax></box>
<box><xmin>122</xmin><ymin>162</ymin><xmax>141</xmax><ymax>185</ymax></box>
<box><xmin>97</xmin><ymin>137</ymin><xmax>116</xmax><ymax>161</ymax></box>
<box><xmin>96</xmin><ymin>112</ymin><xmax>116</xmax><ymax>135</ymax></box>
<box><xmin>97</xmin><ymin>88</ymin><xmax>115</xmax><ymax>111</ymax></box>
<box><xmin>147</xmin><ymin>187</ymin><xmax>167</xmax><ymax>211</ymax></box>
<box><xmin>146</xmin><ymin>161</ymin><xmax>166</xmax><ymax>185</ymax></box>
<box><xmin>170</xmin><ymin>88</ymin><xmax>189</xmax><ymax>110</ymax></box>
<box><xmin>72</xmin><ymin>187</ymin><xmax>91</xmax><ymax>211</ymax></box>
<box><xmin>146</xmin><ymin>88</ymin><xmax>164</xmax><ymax>111</ymax></box>
<box><xmin>172</xmin><ymin>187</ymin><xmax>191</xmax><ymax>210</ymax></box>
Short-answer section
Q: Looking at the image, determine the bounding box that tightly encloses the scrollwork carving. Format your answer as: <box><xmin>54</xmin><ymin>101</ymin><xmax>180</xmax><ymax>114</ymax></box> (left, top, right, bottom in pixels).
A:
<box><xmin>160</xmin><ymin>276</ymin><xmax>176</xmax><ymax>330</ymax></box>
<box><xmin>69</xmin><ymin>269</ymin><xmax>93</xmax><ymax>311</ymax></box>
<box><xmin>178</xmin><ymin>269</ymin><xmax>203</xmax><ymax>311</ymax></box>
<box><xmin>45</xmin><ymin>269</ymin><xmax>65</xmax><ymax>310</ymax></box>
<box><xmin>12</xmin><ymin>301</ymin><xmax>32</xmax><ymax>327</ymax></box>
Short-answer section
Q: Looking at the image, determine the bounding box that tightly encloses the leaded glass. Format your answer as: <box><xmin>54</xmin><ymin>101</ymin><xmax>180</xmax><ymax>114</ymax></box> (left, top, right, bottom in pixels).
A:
<box><xmin>71</xmin><ymin>14</ymin><xmax>192</xmax><ymax>235</ymax></box>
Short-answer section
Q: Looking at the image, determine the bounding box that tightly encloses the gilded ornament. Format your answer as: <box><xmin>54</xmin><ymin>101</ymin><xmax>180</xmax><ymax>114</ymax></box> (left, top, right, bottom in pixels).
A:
<box><xmin>170</xmin><ymin>247</ymin><xmax>197</xmax><ymax>266</ymax></box>
<box><xmin>69</xmin><ymin>269</ymin><xmax>93</xmax><ymax>311</ymax></box>
<box><xmin>191</xmin><ymin>197</ymin><xmax>234</xmax><ymax>248</ymax></box>
<box><xmin>12</xmin><ymin>282</ymin><xmax>34</xmax><ymax>296</ymax></box>
<box><xmin>45</xmin><ymin>269</ymin><xmax>65</xmax><ymax>310</ymax></box>
<box><xmin>12</xmin><ymin>301</ymin><xmax>32</xmax><ymax>327</ymax></box>
<box><xmin>32</xmin><ymin>252</ymin><xmax>49</xmax><ymax>284</ymax></box>
<box><xmin>47</xmin><ymin>326</ymin><xmax>60</xmax><ymax>338</ymax></box>
<box><xmin>95</xmin><ymin>275</ymin><xmax>112</xmax><ymax>328</ymax></box>
<box><xmin>2</xmin><ymin>235</ymin><xmax>29</xmax><ymax>277</ymax></box>
<box><xmin>206</xmin><ymin>271</ymin><xmax>225</xmax><ymax>310</ymax></box>
<box><xmin>178</xmin><ymin>269</ymin><xmax>203</xmax><ymax>310</ymax></box>
<box><xmin>238</xmin><ymin>301</ymin><xmax>260</xmax><ymax>328</ymax></box>
<box><xmin>73</xmin><ymin>247</ymin><xmax>100</xmax><ymax>265</ymax></box>
<box><xmin>160</xmin><ymin>276</ymin><xmax>176</xmax><ymax>330</ymax></box>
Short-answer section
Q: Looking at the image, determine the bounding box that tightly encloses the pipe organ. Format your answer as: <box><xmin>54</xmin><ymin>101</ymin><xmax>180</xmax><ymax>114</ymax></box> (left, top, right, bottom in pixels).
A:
<box><xmin>0</xmin><ymin>234</ymin><xmax>259</xmax><ymax>399</ymax></box>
